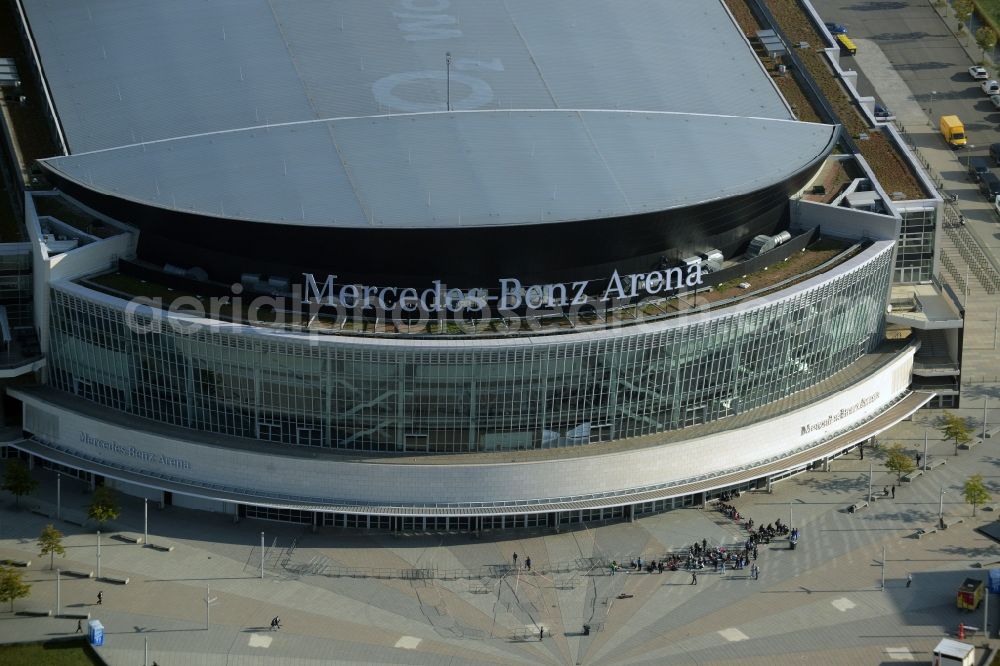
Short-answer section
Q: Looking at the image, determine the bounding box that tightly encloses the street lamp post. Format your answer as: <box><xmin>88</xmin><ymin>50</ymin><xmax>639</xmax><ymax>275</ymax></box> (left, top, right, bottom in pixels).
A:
<box><xmin>994</xmin><ymin>309</ymin><xmax>999</xmax><ymax>350</ymax></box>
<box><xmin>868</xmin><ymin>463</ymin><xmax>873</xmax><ymax>504</ymax></box>
<box><xmin>968</xmin><ymin>144</ymin><xmax>976</xmax><ymax>168</ymax></box>
<box><xmin>923</xmin><ymin>431</ymin><xmax>928</xmax><ymax>472</ymax></box>
<box><xmin>939</xmin><ymin>487</ymin><xmax>948</xmax><ymax>529</ymax></box>
<box><xmin>56</xmin><ymin>473</ymin><xmax>61</xmax><ymax>521</ymax></box>
<box><xmin>985</xmin><ymin>399</ymin><xmax>990</xmax><ymax>438</ymax></box>
<box><xmin>96</xmin><ymin>530</ymin><xmax>101</xmax><ymax>579</ymax></box>
<box><xmin>930</xmin><ymin>90</ymin><xmax>937</xmax><ymax>118</ymax></box>
<box><xmin>881</xmin><ymin>546</ymin><xmax>886</xmax><ymax>591</ymax></box>
<box><xmin>445</xmin><ymin>52</ymin><xmax>452</xmax><ymax>112</ymax></box>
<box><xmin>204</xmin><ymin>585</ymin><xmax>217</xmax><ymax>630</ymax></box>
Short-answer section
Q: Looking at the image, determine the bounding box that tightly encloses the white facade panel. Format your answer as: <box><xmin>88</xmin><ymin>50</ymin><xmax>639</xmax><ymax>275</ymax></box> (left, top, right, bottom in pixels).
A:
<box><xmin>14</xmin><ymin>347</ymin><xmax>914</xmax><ymax>510</ymax></box>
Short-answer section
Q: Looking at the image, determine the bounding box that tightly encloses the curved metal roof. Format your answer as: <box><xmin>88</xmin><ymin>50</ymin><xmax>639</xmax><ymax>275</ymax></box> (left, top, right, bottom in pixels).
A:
<box><xmin>40</xmin><ymin>110</ymin><xmax>837</xmax><ymax>228</ymax></box>
<box><xmin>23</xmin><ymin>0</ymin><xmax>794</xmax><ymax>154</ymax></box>
<box><xmin>24</xmin><ymin>0</ymin><xmax>836</xmax><ymax>228</ymax></box>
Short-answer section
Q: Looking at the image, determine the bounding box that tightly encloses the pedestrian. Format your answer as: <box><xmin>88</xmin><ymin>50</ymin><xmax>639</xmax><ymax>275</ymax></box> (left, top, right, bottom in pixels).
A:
<box><xmin>525</xmin><ymin>556</ymin><xmax>531</xmax><ymax>571</ymax></box>
<box><xmin>859</xmin><ymin>443</ymin><xmax>864</xmax><ymax>460</ymax></box>
<box><xmin>512</xmin><ymin>552</ymin><xmax>518</xmax><ymax>567</ymax></box>
<box><xmin>275</xmin><ymin>616</ymin><xmax>281</xmax><ymax>630</ymax></box>
<box><xmin>915</xmin><ymin>453</ymin><xmax>922</xmax><ymax>467</ymax></box>
<box><xmin>907</xmin><ymin>572</ymin><xmax>913</xmax><ymax>588</ymax></box>
<box><xmin>891</xmin><ymin>485</ymin><xmax>895</xmax><ymax>499</ymax></box>
<box><xmin>691</xmin><ymin>572</ymin><xmax>697</xmax><ymax>585</ymax></box>
<box><xmin>539</xmin><ymin>626</ymin><xmax>544</xmax><ymax>641</ymax></box>
<box><xmin>75</xmin><ymin>619</ymin><xmax>83</xmax><ymax>633</ymax></box>
<box><xmin>270</xmin><ymin>617</ymin><xmax>276</xmax><ymax>631</ymax></box>
<box><xmin>96</xmin><ymin>591</ymin><xmax>103</xmax><ymax>606</ymax></box>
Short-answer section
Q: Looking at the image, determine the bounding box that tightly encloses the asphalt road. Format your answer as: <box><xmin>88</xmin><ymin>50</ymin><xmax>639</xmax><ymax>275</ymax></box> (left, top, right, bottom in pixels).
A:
<box><xmin>813</xmin><ymin>0</ymin><xmax>998</xmax><ymax>157</ymax></box>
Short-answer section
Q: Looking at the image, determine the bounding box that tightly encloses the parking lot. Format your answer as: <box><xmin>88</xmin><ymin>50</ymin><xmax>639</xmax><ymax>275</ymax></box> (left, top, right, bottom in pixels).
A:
<box><xmin>812</xmin><ymin>0</ymin><xmax>1000</xmax><ymax>260</ymax></box>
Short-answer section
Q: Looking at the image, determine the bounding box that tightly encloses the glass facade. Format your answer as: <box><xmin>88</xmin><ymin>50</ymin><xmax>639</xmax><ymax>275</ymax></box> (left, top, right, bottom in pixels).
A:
<box><xmin>894</xmin><ymin>206</ymin><xmax>936</xmax><ymax>283</ymax></box>
<box><xmin>47</xmin><ymin>245</ymin><xmax>893</xmax><ymax>454</ymax></box>
<box><xmin>0</xmin><ymin>251</ymin><xmax>34</xmax><ymax>329</ymax></box>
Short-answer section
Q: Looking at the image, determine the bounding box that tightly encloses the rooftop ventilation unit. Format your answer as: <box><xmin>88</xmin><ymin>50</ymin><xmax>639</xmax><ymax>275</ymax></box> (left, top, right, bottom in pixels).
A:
<box><xmin>745</xmin><ymin>231</ymin><xmax>791</xmax><ymax>258</ymax></box>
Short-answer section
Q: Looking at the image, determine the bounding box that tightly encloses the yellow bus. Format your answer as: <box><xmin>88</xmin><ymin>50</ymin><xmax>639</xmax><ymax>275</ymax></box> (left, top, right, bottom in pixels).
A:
<box><xmin>836</xmin><ymin>34</ymin><xmax>857</xmax><ymax>55</ymax></box>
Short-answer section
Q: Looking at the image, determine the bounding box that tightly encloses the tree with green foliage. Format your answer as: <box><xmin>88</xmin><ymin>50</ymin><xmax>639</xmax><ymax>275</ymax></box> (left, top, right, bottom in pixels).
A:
<box><xmin>963</xmin><ymin>474</ymin><xmax>992</xmax><ymax>516</ymax></box>
<box><xmin>955</xmin><ymin>0</ymin><xmax>974</xmax><ymax>32</ymax></box>
<box><xmin>2</xmin><ymin>461</ymin><xmax>38</xmax><ymax>507</ymax></box>
<box><xmin>938</xmin><ymin>411</ymin><xmax>973</xmax><ymax>455</ymax></box>
<box><xmin>0</xmin><ymin>565</ymin><xmax>31</xmax><ymax>612</ymax></box>
<box><xmin>87</xmin><ymin>486</ymin><xmax>120</xmax><ymax>526</ymax></box>
<box><xmin>37</xmin><ymin>524</ymin><xmax>65</xmax><ymax>570</ymax></box>
<box><xmin>976</xmin><ymin>26</ymin><xmax>998</xmax><ymax>61</ymax></box>
<box><xmin>885</xmin><ymin>443</ymin><xmax>916</xmax><ymax>484</ymax></box>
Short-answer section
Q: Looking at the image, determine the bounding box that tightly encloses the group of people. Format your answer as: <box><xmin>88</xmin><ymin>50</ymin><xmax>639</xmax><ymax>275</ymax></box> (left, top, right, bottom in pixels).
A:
<box><xmin>511</xmin><ymin>552</ymin><xmax>532</xmax><ymax>571</ymax></box>
<box><xmin>604</xmin><ymin>497</ymin><xmax>800</xmax><ymax>582</ymax></box>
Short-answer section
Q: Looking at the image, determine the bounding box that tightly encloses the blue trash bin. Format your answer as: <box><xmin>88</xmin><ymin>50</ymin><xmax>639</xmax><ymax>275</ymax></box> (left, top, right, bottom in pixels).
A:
<box><xmin>88</xmin><ymin>620</ymin><xmax>104</xmax><ymax>647</ymax></box>
<box><xmin>989</xmin><ymin>568</ymin><xmax>1000</xmax><ymax>594</ymax></box>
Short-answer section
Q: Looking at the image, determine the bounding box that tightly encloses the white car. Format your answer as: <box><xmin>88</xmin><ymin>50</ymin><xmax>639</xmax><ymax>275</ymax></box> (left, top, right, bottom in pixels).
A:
<box><xmin>984</xmin><ymin>79</ymin><xmax>1000</xmax><ymax>95</ymax></box>
<box><xmin>992</xmin><ymin>94</ymin><xmax>1000</xmax><ymax>110</ymax></box>
<box><xmin>995</xmin><ymin>194</ymin><xmax>1000</xmax><ymax>218</ymax></box>
<box><xmin>971</xmin><ymin>65</ymin><xmax>989</xmax><ymax>80</ymax></box>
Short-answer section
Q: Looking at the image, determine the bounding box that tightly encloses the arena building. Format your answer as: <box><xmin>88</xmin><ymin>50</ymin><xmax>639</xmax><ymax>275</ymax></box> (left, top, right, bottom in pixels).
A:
<box><xmin>0</xmin><ymin>0</ymin><xmax>960</xmax><ymax>530</ymax></box>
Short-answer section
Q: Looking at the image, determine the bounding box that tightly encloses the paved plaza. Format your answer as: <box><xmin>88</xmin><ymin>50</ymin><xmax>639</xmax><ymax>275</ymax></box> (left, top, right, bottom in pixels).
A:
<box><xmin>0</xmin><ymin>416</ymin><xmax>999</xmax><ymax>665</ymax></box>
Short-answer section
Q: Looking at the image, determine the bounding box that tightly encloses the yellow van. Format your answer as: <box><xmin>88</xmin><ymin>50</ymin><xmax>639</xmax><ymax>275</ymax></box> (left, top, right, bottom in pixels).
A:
<box><xmin>940</xmin><ymin>115</ymin><xmax>967</xmax><ymax>148</ymax></box>
<box><xmin>836</xmin><ymin>34</ymin><xmax>857</xmax><ymax>55</ymax></box>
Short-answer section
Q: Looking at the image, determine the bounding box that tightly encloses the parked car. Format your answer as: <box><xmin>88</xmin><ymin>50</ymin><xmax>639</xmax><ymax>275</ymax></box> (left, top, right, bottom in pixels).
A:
<box><xmin>992</xmin><ymin>95</ymin><xmax>1000</xmax><ymax>110</ymax></box>
<box><xmin>825</xmin><ymin>22</ymin><xmax>848</xmax><ymax>35</ymax></box>
<box><xmin>968</xmin><ymin>156</ymin><xmax>990</xmax><ymax>182</ymax></box>
<box><xmin>994</xmin><ymin>193</ymin><xmax>1000</xmax><ymax>218</ymax></box>
<box><xmin>991</xmin><ymin>142</ymin><xmax>1000</xmax><ymax>165</ymax></box>
<box><xmin>980</xmin><ymin>172</ymin><xmax>1000</xmax><ymax>200</ymax></box>
<box><xmin>970</xmin><ymin>65</ymin><xmax>989</xmax><ymax>80</ymax></box>
<box><xmin>983</xmin><ymin>79</ymin><xmax>1000</xmax><ymax>95</ymax></box>
<box><xmin>874</xmin><ymin>104</ymin><xmax>892</xmax><ymax>120</ymax></box>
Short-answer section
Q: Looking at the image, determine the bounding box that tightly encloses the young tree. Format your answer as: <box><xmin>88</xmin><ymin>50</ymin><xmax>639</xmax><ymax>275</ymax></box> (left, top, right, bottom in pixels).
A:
<box><xmin>963</xmin><ymin>474</ymin><xmax>992</xmax><ymax>516</ymax></box>
<box><xmin>2</xmin><ymin>461</ymin><xmax>39</xmax><ymax>507</ymax></box>
<box><xmin>37</xmin><ymin>524</ymin><xmax>66</xmax><ymax>570</ymax></box>
<box><xmin>0</xmin><ymin>565</ymin><xmax>31</xmax><ymax>612</ymax></box>
<box><xmin>976</xmin><ymin>26</ymin><xmax>998</xmax><ymax>61</ymax></box>
<box><xmin>87</xmin><ymin>486</ymin><xmax>120</xmax><ymax>526</ymax></box>
<box><xmin>885</xmin><ymin>444</ymin><xmax>916</xmax><ymax>484</ymax></box>
<box><xmin>954</xmin><ymin>0</ymin><xmax>974</xmax><ymax>32</ymax></box>
<box><xmin>938</xmin><ymin>412</ymin><xmax>973</xmax><ymax>455</ymax></box>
